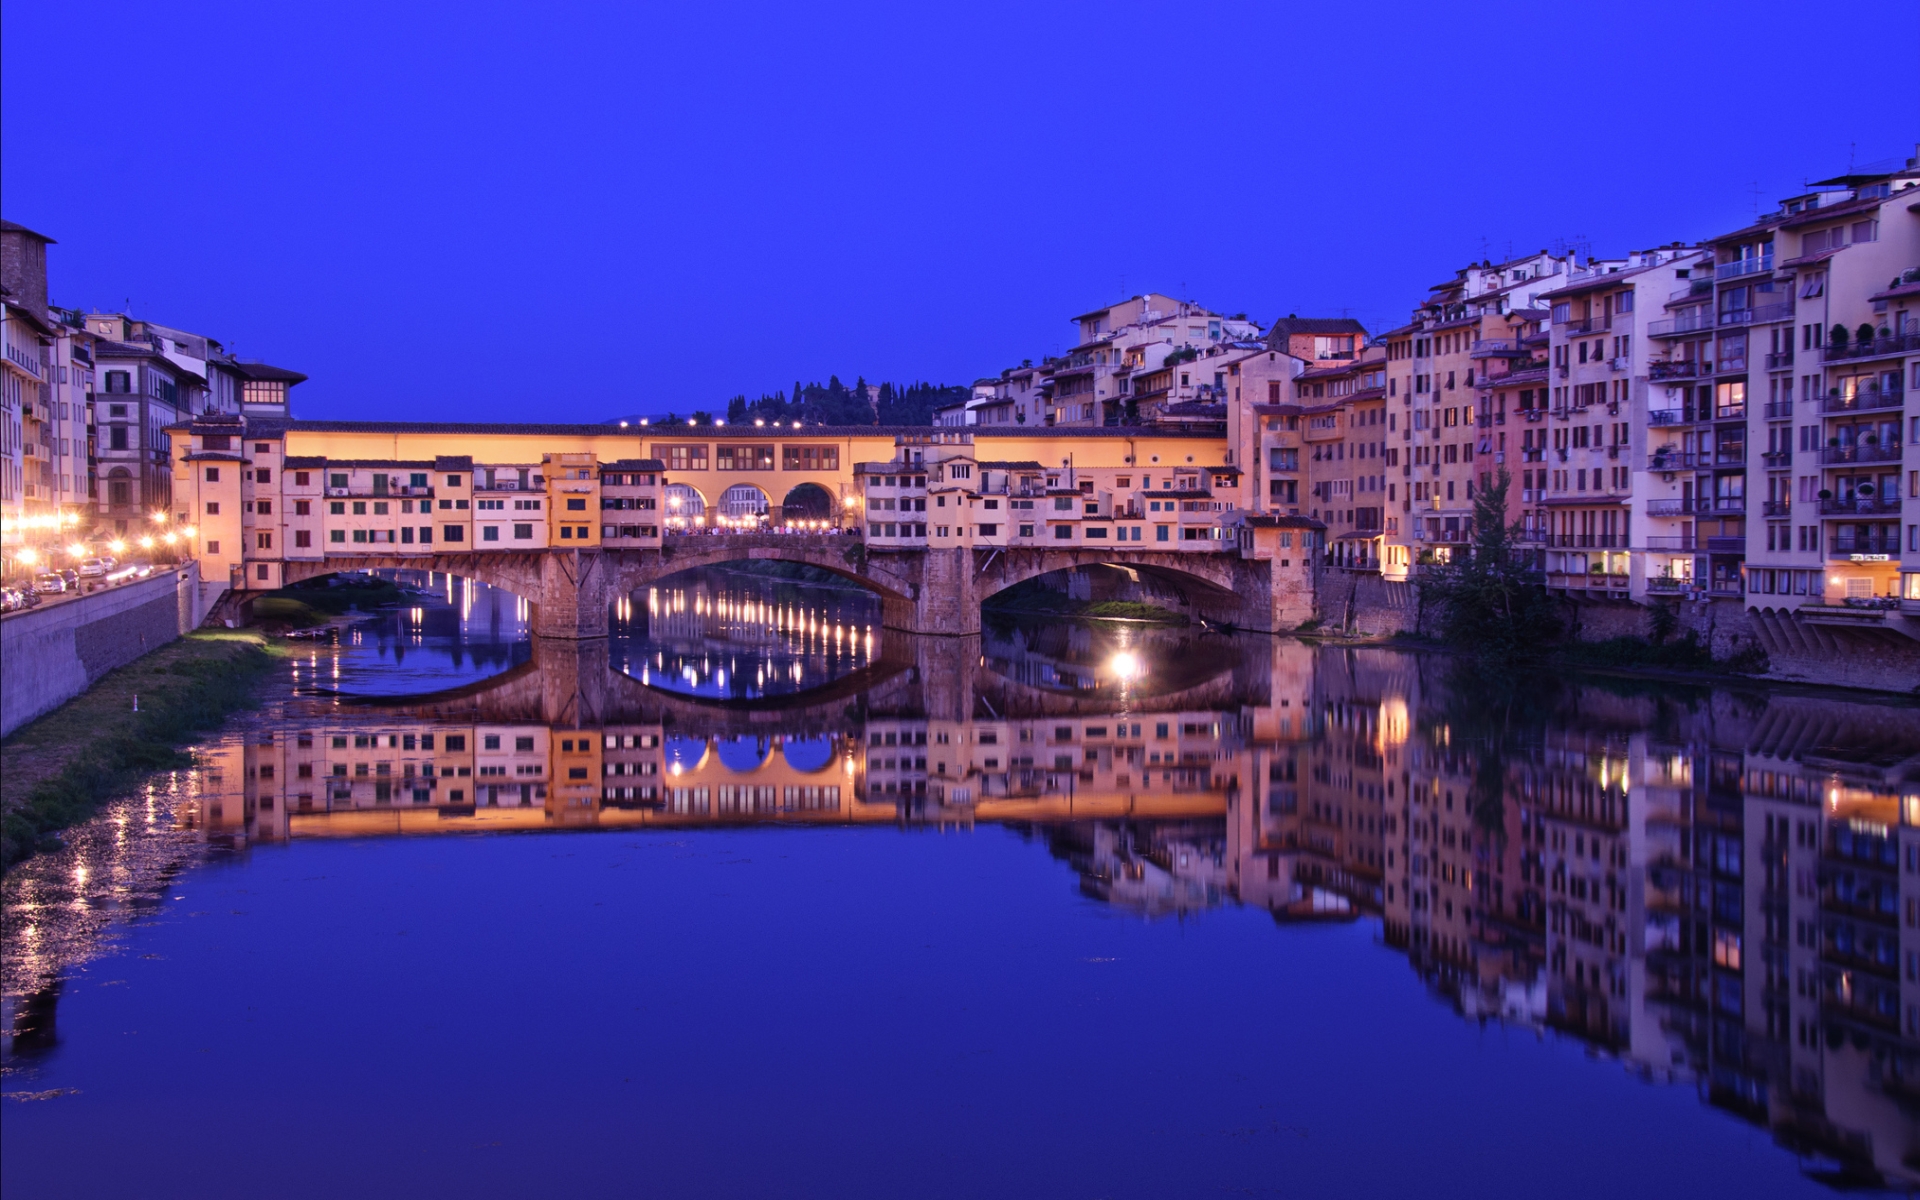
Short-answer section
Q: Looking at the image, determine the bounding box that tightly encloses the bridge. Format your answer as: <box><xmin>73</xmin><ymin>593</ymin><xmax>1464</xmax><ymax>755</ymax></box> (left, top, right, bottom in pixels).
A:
<box><xmin>276</xmin><ymin>532</ymin><xmax>1309</xmax><ymax>638</ymax></box>
<box><xmin>172</xmin><ymin>416</ymin><xmax>1326</xmax><ymax>639</ymax></box>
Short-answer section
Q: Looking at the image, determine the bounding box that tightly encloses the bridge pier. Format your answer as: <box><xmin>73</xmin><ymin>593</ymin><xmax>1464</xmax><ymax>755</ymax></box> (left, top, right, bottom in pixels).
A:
<box><xmin>533</xmin><ymin>550</ymin><xmax>609</xmax><ymax>640</ymax></box>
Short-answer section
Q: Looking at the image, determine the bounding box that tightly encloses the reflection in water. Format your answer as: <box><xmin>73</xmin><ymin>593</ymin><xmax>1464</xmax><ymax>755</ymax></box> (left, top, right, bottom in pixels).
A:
<box><xmin>289</xmin><ymin>572</ymin><xmax>530</xmax><ymax>697</ymax></box>
<box><xmin>611</xmin><ymin>567</ymin><xmax>877</xmax><ymax>699</ymax></box>
<box><xmin>4</xmin><ymin>577</ymin><xmax>1919</xmax><ymax>1195</ymax></box>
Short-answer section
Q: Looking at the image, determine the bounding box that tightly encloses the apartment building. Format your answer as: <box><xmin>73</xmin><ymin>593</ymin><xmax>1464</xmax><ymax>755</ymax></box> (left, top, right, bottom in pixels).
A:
<box><xmin>1537</xmin><ymin>248</ymin><xmax>1703</xmax><ymax>598</ymax></box>
<box><xmin>1</xmin><ymin>219</ymin><xmax>98</xmax><ymax>548</ymax></box>
<box><xmin>1713</xmin><ymin>161</ymin><xmax>1920</xmax><ymax>618</ymax></box>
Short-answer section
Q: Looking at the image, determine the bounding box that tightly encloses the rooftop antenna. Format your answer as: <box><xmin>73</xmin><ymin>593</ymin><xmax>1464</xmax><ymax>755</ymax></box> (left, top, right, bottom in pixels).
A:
<box><xmin>1747</xmin><ymin>180</ymin><xmax>1762</xmax><ymax>217</ymax></box>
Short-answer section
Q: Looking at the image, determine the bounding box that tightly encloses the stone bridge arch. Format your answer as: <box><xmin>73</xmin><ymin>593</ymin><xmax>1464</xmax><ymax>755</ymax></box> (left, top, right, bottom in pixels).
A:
<box><xmin>973</xmin><ymin>548</ymin><xmax>1256</xmax><ymax>628</ymax></box>
<box><xmin>609</xmin><ymin>534</ymin><xmax>921</xmax><ymax>629</ymax></box>
<box><xmin>278</xmin><ymin>551</ymin><xmax>597</xmax><ymax>638</ymax></box>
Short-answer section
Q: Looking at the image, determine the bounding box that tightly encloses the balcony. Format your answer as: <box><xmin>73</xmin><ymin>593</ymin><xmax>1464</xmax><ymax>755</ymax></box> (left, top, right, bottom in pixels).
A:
<box><xmin>1706</xmin><ymin>535</ymin><xmax>1746</xmax><ymax>553</ymax></box>
<box><xmin>1548</xmin><ymin>533</ymin><xmax>1627</xmax><ymax>549</ymax></box>
<box><xmin>1559</xmin><ymin>315</ymin><xmax>1612</xmax><ymax>335</ymax></box>
<box><xmin>1469</xmin><ymin>339</ymin><xmax>1531</xmax><ymax>358</ymax></box>
<box><xmin>1819</xmin><ymin>388</ymin><xmax>1904</xmax><ymax>414</ymax></box>
<box><xmin>1668</xmin><ymin>280</ymin><xmax>1715</xmax><ymax>304</ymax></box>
<box><xmin>1764</xmin><ymin>350</ymin><xmax>1794</xmax><ymax>370</ymax></box>
<box><xmin>1819</xmin><ymin>495</ymin><xmax>1902</xmax><ymax>517</ymax></box>
<box><xmin>1829</xmin><ymin>534</ymin><xmax>1898</xmax><ymax>559</ymax></box>
<box><xmin>1640</xmin><ymin>534</ymin><xmax>1744</xmax><ymax>553</ymax></box>
<box><xmin>1648</xmin><ymin>311</ymin><xmax>1716</xmax><ymax>338</ymax></box>
<box><xmin>1608</xmin><ymin>356</ymin><xmax>1631</xmax><ymax>371</ymax></box>
<box><xmin>1645</xmin><ymin>498</ymin><xmax>1700</xmax><ymax>517</ymax></box>
<box><xmin>1648</xmin><ymin>450</ymin><xmax>1702</xmax><ymax>471</ymax></box>
<box><xmin>1762</xmin><ymin>400</ymin><xmax>1794</xmax><ymax>419</ymax></box>
<box><xmin>1761</xmin><ymin>451</ymin><xmax>1791</xmax><ymax>468</ymax></box>
<box><xmin>1647</xmin><ymin>408</ymin><xmax>1687</xmax><ymax>426</ymax></box>
<box><xmin>1649</xmin><ymin>360</ymin><xmax>1708</xmax><ymax>381</ymax></box>
<box><xmin>1716</xmin><ymin>301</ymin><xmax>1793</xmax><ymax>328</ymax></box>
<box><xmin>324</xmin><ymin>485</ymin><xmax>435</xmax><ymax>498</ymax></box>
<box><xmin>1824</xmin><ymin>331</ymin><xmax>1920</xmax><ymax>362</ymax></box>
<box><xmin>1762</xmin><ymin>500</ymin><xmax>1791</xmax><ymax>517</ymax></box>
<box><xmin>1715</xmin><ymin>255</ymin><xmax>1773</xmax><ymax>281</ymax></box>
<box><xmin>1645</xmin><ymin>575</ymin><xmax>1690</xmax><ymax>592</ymax></box>
<box><xmin>1821</xmin><ymin>443</ymin><xmax>1903</xmax><ymax>465</ymax></box>
<box><xmin>1702</xmin><ymin>496</ymin><xmax>1746</xmax><ymax>514</ymax></box>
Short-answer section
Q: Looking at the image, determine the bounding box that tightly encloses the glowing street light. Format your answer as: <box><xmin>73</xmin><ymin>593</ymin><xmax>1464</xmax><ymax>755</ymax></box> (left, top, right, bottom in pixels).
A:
<box><xmin>108</xmin><ymin>539</ymin><xmax>126</xmax><ymax>555</ymax></box>
<box><xmin>139</xmin><ymin>536</ymin><xmax>155</xmax><ymax>550</ymax></box>
<box><xmin>18</xmin><ymin>547</ymin><xmax>37</xmax><ymax>565</ymax></box>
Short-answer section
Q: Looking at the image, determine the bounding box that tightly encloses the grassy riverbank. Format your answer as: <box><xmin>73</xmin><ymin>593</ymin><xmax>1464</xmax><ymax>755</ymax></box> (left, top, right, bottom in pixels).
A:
<box><xmin>246</xmin><ymin>575</ymin><xmax>411</xmax><ymax>628</ymax></box>
<box><xmin>0</xmin><ymin>631</ymin><xmax>283</xmax><ymax>870</ymax></box>
<box><xmin>982</xmin><ymin>590</ymin><xmax>1188</xmax><ymax>625</ymax></box>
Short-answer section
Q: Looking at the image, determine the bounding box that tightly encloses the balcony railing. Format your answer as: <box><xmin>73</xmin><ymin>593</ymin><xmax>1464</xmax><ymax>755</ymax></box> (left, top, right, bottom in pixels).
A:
<box><xmin>1829</xmin><ymin>535</ymin><xmax>1898</xmax><ymax>558</ymax></box>
<box><xmin>1668</xmin><ymin>281</ymin><xmax>1715</xmax><ymax>303</ymax></box>
<box><xmin>1716</xmin><ymin>301</ymin><xmax>1793</xmax><ymax>328</ymax></box>
<box><xmin>1821</xmin><ymin>443</ymin><xmax>1903</xmax><ymax>465</ymax></box>
<box><xmin>1648</xmin><ymin>450</ymin><xmax>1701</xmax><ymax>470</ymax></box>
<box><xmin>1762</xmin><ymin>500</ymin><xmax>1791</xmax><ymax>517</ymax></box>
<box><xmin>1469</xmin><ymin>339</ymin><xmax>1530</xmax><ymax>357</ymax></box>
<box><xmin>324</xmin><ymin>485</ymin><xmax>435</xmax><ymax>498</ymax></box>
<box><xmin>1648</xmin><ymin>360</ymin><xmax>1708</xmax><ymax>381</ymax></box>
<box><xmin>1823</xmin><ymin>331</ymin><xmax>1920</xmax><ymax>362</ymax></box>
<box><xmin>1646</xmin><ymin>498</ymin><xmax>1719</xmax><ymax>517</ymax></box>
<box><xmin>1715</xmin><ymin>255</ymin><xmax>1773</xmax><ymax>280</ymax></box>
<box><xmin>1645</xmin><ymin>575</ymin><xmax>1690</xmax><ymax>592</ymax></box>
<box><xmin>1764</xmin><ymin>350</ymin><xmax>1794</xmax><ymax>370</ymax></box>
<box><xmin>1558</xmin><ymin>315</ymin><xmax>1612</xmax><ymax>334</ymax></box>
<box><xmin>1648</xmin><ymin>311</ymin><xmax>1716</xmax><ymax>338</ymax></box>
<box><xmin>1548</xmin><ymin>533</ymin><xmax>1627</xmax><ymax>549</ymax></box>
<box><xmin>1640</xmin><ymin>535</ymin><xmax>1743</xmax><ymax>553</ymax></box>
<box><xmin>1761</xmin><ymin>450</ymin><xmax>1791</xmax><ymax>468</ymax></box>
<box><xmin>1819</xmin><ymin>495</ymin><xmax>1902</xmax><ymax>517</ymax></box>
<box><xmin>1820</xmin><ymin>388</ymin><xmax>1904</xmax><ymax>414</ymax></box>
<box><xmin>1762</xmin><ymin>401</ymin><xmax>1794</xmax><ymax>419</ymax></box>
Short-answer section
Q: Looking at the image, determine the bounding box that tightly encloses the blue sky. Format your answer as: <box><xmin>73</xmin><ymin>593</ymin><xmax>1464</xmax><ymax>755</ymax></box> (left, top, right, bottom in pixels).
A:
<box><xmin>3</xmin><ymin>0</ymin><xmax>1915</xmax><ymax>423</ymax></box>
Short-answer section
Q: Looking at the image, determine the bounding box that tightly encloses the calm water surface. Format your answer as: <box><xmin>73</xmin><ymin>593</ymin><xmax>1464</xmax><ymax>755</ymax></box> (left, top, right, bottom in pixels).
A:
<box><xmin>4</xmin><ymin>567</ymin><xmax>1916</xmax><ymax>1199</ymax></box>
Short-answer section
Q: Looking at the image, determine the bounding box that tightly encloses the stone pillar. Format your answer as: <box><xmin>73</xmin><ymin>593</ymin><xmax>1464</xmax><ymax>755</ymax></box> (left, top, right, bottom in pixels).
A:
<box><xmin>908</xmin><ymin>545</ymin><xmax>980</xmax><ymax>636</ymax></box>
<box><xmin>533</xmin><ymin>550</ymin><xmax>609</xmax><ymax>640</ymax></box>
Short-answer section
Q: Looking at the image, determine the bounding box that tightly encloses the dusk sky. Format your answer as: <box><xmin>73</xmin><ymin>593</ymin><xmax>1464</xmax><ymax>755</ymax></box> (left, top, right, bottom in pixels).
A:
<box><xmin>3</xmin><ymin>0</ymin><xmax>1915</xmax><ymax>424</ymax></box>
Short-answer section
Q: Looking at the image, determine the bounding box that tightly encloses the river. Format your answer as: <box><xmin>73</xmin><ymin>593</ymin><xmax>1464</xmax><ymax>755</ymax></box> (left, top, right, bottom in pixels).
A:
<box><xmin>3</xmin><ymin>565</ymin><xmax>1916</xmax><ymax>1198</ymax></box>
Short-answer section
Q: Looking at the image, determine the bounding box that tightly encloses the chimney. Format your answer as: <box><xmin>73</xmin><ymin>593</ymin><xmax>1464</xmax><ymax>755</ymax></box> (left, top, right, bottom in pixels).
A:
<box><xmin>0</xmin><ymin>219</ymin><xmax>55</xmax><ymax>313</ymax></box>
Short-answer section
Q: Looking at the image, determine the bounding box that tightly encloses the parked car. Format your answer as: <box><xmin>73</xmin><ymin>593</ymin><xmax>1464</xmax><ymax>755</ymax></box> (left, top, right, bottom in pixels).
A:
<box><xmin>34</xmin><ymin>573</ymin><xmax>68</xmax><ymax>594</ymax></box>
<box><xmin>1</xmin><ymin>586</ymin><xmax>32</xmax><ymax>611</ymax></box>
<box><xmin>78</xmin><ymin>558</ymin><xmax>109</xmax><ymax>578</ymax></box>
<box><xmin>58</xmin><ymin>568</ymin><xmax>79</xmax><ymax>589</ymax></box>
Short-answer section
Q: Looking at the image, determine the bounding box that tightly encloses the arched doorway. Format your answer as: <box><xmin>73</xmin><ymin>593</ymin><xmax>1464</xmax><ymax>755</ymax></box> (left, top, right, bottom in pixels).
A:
<box><xmin>781</xmin><ymin>482</ymin><xmax>833</xmax><ymax>525</ymax></box>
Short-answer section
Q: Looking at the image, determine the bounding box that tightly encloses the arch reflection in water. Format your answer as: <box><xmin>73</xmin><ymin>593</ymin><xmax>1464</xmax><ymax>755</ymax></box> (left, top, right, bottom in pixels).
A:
<box><xmin>7</xmin><ymin>632</ymin><xmax>1920</xmax><ymax>1195</ymax></box>
<box><xmin>286</xmin><ymin>571</ymin><xmax>531</xmax><ymax>698</ymax></box>
<box><xmin>610</xmin><ymin>565</ymin><xmax>879</xmax><ymax>700</ymax></box>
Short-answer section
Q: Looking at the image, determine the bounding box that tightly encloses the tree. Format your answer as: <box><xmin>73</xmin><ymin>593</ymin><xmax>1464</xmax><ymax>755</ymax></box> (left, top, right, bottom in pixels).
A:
<box><xmin>1419</xmin><ymin>468</ymin><xmax>1559</xmax><ymax>660</ymax></box>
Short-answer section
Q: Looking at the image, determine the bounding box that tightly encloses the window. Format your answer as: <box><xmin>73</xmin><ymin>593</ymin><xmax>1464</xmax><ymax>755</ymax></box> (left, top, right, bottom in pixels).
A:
<box><xmin>294</xmin><ymin>530</ymin><xmax>311</xmax><ymax>548</ymax></box>
<box><xmin>445</xmin><ymin>475</ymin><xmax>462</xmax><ymax>488</ymax></box>
<box><xmin>661</xmin><ymin>445</ymin><xmax>709</xmax><ymax>471</ymax></box>
<box><xmin>513</xmin><ymin>523</ymin><xmax>533</xmax><ymax>539</ymax></box>
<box><xmin>206</xmin><ymin>541</ymin><xmax>220</xmax><ymax>554</ymax></box>
<box><xmin>443</xmin><ymin>525</ymin><xmax>464</xmax><ymax>542</ymax></box>
<box><xmin>782</xmin><ymin>445</ymin><xmax>840</xmax><ymax>471</ymax></box>
<box><xmin>329</xmin><ymin>501</ymin><xmax>345</xmax><ymax>515</ymax></box>
<box><xmin>1054</xmin><ymin>524</ymin><xmax>1073</xmax><ymax>539</ymax></box>
<box><xmin>104</xmin><ymin>370</ymin><xmax>131</xmax><ymax>393</ymax></box>
<box><xmin>205</xmin><ymin>467</ymin><xmax>221</xmax><ymax>482</ymax></box>
<box><xmin>717</xmin><ymin>444</ymin><xmax>775</xmax><ymax>471</ymax></box>
<box><xmin>565</xmin><ymin>498</ymin><xmax>586</xmax><ymax>510</ymax></box>
<box><xmin>482</xmin><ymin>525</ymin><xmax>500</xmax><ymax>541</ymax></box>
<box><xmin>256</xmin><ymin>532</ymin><xmax>271</xmax><ymax>549</ymax></box>
<box><xmin>206</xmin><ymin>502</ymin><xmax>220</xmax><ymax>515</ymax></box>
<box><xmin>329</xmin><ymin>529</ymin><xmax>345</xmax><ymax>543</ymax></box>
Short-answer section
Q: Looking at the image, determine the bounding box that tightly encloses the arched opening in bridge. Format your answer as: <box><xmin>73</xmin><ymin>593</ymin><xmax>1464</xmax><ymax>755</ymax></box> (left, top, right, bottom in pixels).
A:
<box><xmin>781</xmin><ymin>482</ymin><xmax>833</xmax><ymax>525</ymax></box>
<box><xmin>258</xmin><ymin>568</ymin><xmax>534</xmax><ymax>697</ymax></box>
<box><xmin>718</xmin><ymin>484</ymin><xmax>770</xmax><ymax>525</ymax></box>
<box><xmin>982</xmin><ymin>564</ymin><xmax>1191</xmax><ymax>624</ymax></box>
<box><xmin>610</xmin><ymin>560</ymin><xmax>883</xmax><ymax>702</ymax></box>
<box><xmin>663</xmin><ymin>483</ymin><xmax>706</xmax><ymax>529</ymax></box>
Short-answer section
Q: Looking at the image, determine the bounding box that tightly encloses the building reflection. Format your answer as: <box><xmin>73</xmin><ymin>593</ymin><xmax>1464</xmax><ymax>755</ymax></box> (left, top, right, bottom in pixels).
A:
<box><xmin>6</xmin><ymin>627</ymin><xmax>1918</xmax><ymax>1190</ymax></box>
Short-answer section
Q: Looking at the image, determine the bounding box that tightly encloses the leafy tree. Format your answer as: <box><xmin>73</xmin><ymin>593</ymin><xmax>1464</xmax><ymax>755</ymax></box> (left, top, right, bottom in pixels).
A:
<box><xmin>1420</xmin><ymin>468</ymin><xmax>1559</xmax><ymax>660</ymax></box>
